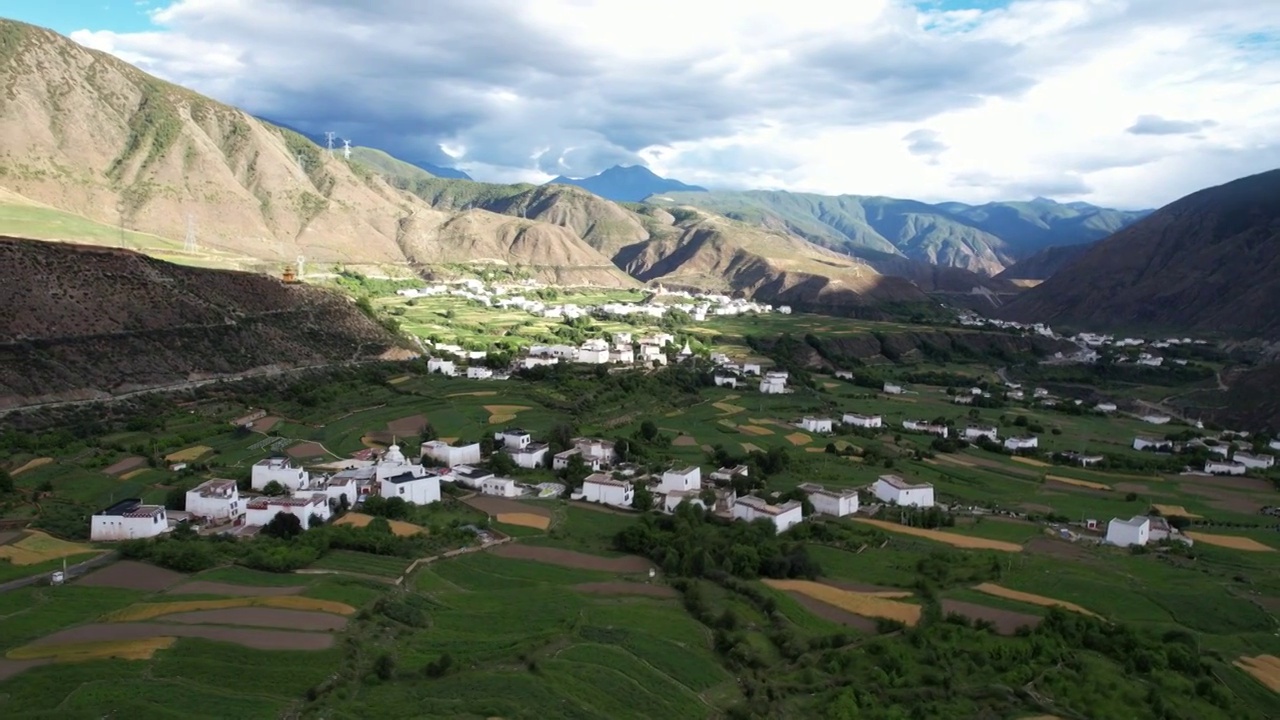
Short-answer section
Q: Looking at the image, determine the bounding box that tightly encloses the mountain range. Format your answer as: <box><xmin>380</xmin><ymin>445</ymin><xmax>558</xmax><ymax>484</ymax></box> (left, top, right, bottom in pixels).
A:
<box><xmin>0</xmin><ymin>18</ymin><xmax>1166</xmax><ymax>311</ymax></box>
<box><xmin>547</xmin><ymin>165</ymin><xmax>707</xmax><ymax>203</ymax></box>
<box><xmin>999</xmin><ymin>168</ymin><xmax>1280</xmax><ymax>339</ymax></box>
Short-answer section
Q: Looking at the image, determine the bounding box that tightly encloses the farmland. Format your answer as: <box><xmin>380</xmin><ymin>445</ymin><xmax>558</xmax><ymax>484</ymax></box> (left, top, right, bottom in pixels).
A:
<box><xmin>0</xmin><ymin>299</ymin><xmax>1278</xmax><ymax>717</ymax></box>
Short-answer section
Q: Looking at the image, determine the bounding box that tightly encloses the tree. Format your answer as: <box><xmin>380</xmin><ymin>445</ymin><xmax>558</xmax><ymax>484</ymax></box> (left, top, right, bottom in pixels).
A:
<box><xmin>632</xmin><ymin>484</ymin><xmax>654</xmax><ymax>511</ymax></box>
<box><xmin>640</xmin><ymin>420</ymin><xmax>659</xmax><ymax>443</ymax></box>
<box><xmin>164</xmin><ymin>486</ymin><xmax>187</xmax><ymax>511</ymax></box>
<box><xmin>262</xmin><ymin>511</ymin><xmax>303</xmax><ymax>539</ymax></box>
<box><xmin>0</xmin><ymin>469</ymin><xmax>14</xmax><ymax>494</ymax></box>
<box><xmin>419</xmin><ymin>423</ymin><xmax>438</xmax><ymax>444</ymax></box>
<box><xmin>488</xmin><ymin>451</ymin><xmax>516</xmax><ymax>476</ymax></box>
<box><xmin>262</xmin><ymin>480</ymin><xmax>287</xmax><ymax>497</ymax></box>
<box><xmin>374</xmin><ymin>652</ymin><xmax>396</xmax><ymax>681</ymax></box>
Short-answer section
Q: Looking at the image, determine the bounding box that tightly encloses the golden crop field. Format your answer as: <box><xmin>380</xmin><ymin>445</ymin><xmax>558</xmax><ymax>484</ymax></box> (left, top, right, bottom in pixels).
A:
<box><xmin>853</xmin><ymin>519</ymin><xmax>1023</xmax><ymax>552</ymax></box>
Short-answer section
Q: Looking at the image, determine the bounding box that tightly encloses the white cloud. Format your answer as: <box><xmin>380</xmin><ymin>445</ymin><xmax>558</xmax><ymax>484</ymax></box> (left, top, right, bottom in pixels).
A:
<box><xmin>66</xmin><ymin>0</ymin><xmax>1280</xmax><ymax>208</ymax></box>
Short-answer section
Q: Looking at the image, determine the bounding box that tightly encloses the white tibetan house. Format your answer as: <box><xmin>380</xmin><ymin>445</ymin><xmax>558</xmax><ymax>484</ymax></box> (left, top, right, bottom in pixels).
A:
<box><xmin>378</xmin><ymin>470</ymin><xmax>442</xmax><ymax>506</ymax></box>
<box><xmin>251</xmin><ymin>457</ymin><xmax>309</xmax><ymax>492</ymax></box>
<box><xmin>479</xmin><ymin>477</ymin><xmax>520</xmax><ymax>498</ymax></box>
<box><xmin>580</xmin><ymin>473</ymin><xmax>633</xmax><ymax>507</ymax></box>
<box><xmin>842</xmin><ymin>413</ymin><xmax>882</xmax><ymax>428</ymax></box>
<box><xmin>871</xmin><ymin>475</ymin><xmax>935</xmax><ymax>508</ymax></box>
<box><xmin>797</xmin><ymin>417</ymin><xmax>834</xmax><ymax>434</ymax></box>
<box><xmin>90</xmin><ymin>499</ymin><xmax>169</xmax><ymax>541</ymax></box>
<box><xmin>245</xmin><ymin>494</ymin><xmax>331</xmax><ymax>530</ymax></box>
<box><xmin>731</xmin><ymin>496</ymin><xmax>803</xmax><ymax>535</ymax></box>
<box><xmin>659</xmin><ymin>466</ymin><xmax>702</xmax><ymax>494</ymax></box>
<box><xmin>185</xmin><ymin>479</ymin><xmax>241</xmax><ymax>523</ymax></box>
<box><xmin>421</xmin><ymin>440</ymin><xmax>482</xmax><ymax>468</ymax></box>
<box><xmin>1205</xmin><ymin>460</ymin><xmax>1247</xmax><ymax>476</ymax></box>
<box><xmin>1105</xmin><ymin>516</ymin><xmax>1151</xmax><ymax>547</ymax></box>
<box><xmin>799</xmin><ymin>483</ymin><xmax>859</xmax><ymax>517</ymax></box>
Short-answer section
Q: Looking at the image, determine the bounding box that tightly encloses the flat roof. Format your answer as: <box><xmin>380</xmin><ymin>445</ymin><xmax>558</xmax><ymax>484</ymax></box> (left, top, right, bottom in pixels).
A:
<box><xmin>190</xmin><ymin>479</ymin><xmax>237</xmax><ymax>496</ymax></box>
<box><xmin>96</xmin><ymin>498</ymin><xmax>145</xmax><ymax>516</ymax></box>
<box><xmin>735</xmin><ymin>495</ymin><xmax>800</xmax><ymax>515</ymax></box>
<box><xmin>585</xmin><ymin>473</ymin><xmax>628</xmax><ymax>488</ymax></box>
<box><xmin>384</xmin><ymin>471</ymin><xmax>431</xmax><ymax>484</ymax></box>
<box><xmin>876</xmin><ymin>475</ymin><xmax>932</xmax><ymax>491</ymax></box>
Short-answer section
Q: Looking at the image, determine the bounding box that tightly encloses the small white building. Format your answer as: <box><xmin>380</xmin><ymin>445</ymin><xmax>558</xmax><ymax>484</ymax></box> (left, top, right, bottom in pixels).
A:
<box><xmin>731</xmin><ymin>496</ymin><xmax>803</xmax><ymax>534</ymax></box>
<box><xmin>1133</xmin><ymin>436</ymin><xmax>1173</xmax><ymax>452</ymax></box>
<box><xmin>90</xmin><ymin>499</ymin><xmax>169</xmax><ymax>542</ymax></box>
<box><xmin>1105</xmin><ymin>516</ymin><xmax>1151</xmax><ymax>548</ymax></box>
<box><xmin>427</xmin><ymin>357</ymin><xmax>457</xmax><ymax>376</ymax></box>
<box><xmin>709</xmin><ymin>465</ymin><xmax>749</xmax><ymax>483</ymax></box>
<box><xmin>480</xmin><ymin>477</ymin><xmax>519</xmax><ymax>498</ymax></box>
<box><xmin>245</xmin><ymin>494</ymin><xmax>330</xmax><ymax>530</ymax></box>
<box><xmin>713</xmin><ymin>375</ymin><xmax>739</xmax><ymax>389</ymax></box>
<box><xmin>1004</xmin><ymin>436</ymin><xmax>1039</xmax><ymax>451</ymax></box>
<box><xmin>842</xmin><ymin>413</ymin><xmax>882</xmax><ymax>429</ymax></box>
<box><xmin>378</xmin><ymin>471</ymin><xmax>442</xmax><ymax>505</ymax></box>
<box><xmin>572</xmin><ymin>437</ymin><xmax>617</xmax><ymax>467</ymax></box>
<box><xmin>1205</xmin><ymin>460</ymin><xmax>1247</xmax><ymax>476</ymax></box>
<box><xmin>663</xmin><ymin>489</ymin><xmax>705</xmax><ymax>514</ymax></box>
<box><xmin>1064</xmin><ymin>452</ymin><xmax>1104</xmax><ymax>467</ymax></box>
<box><xmin>452</xmin><ymin>465</ymin><xmax>496</xmax><ymax>490</ymax></box>
<box><xmin>1234</xmin><ymin>452</ymin><xmax>1275</xmax><ymax>470</ymax></box>
<box><xmin>578</xmin><ymin>339</ymin><xmax>611</xmax><ymax>364</ymax></box>
<box><xmin>1095</xmin><ymin>403</ymin><xmax>1118</xmax><ymax>413</ymax></box>
<box><xmin>798</xmin><ymin>417</ymin><xmax>834</xmax><ymax>434</ymax></box>
<box><xmin>509</xmin><ymin>442</ymin><xmax>550</xmax><ymax>470</ymax></box>
<box><xmin>964</xmin><ymin>426</ymin><xmax>999</xmax><ymax>442</ymax></box>
<box><xmin>421</xmin><ymin>440</ymin><xmax>483</xmax><ymax>468</ymax></box>
<box><xmin>1141</xmin><ymin>414</ymin><xmax>1172</xmax><ymax>425</ymax></box>
<box><xmin>251</xmin><ymin>457</ymin><xmax>309</xmax><ymax>492</ymax></box>
<box><xmin>659</xmin><ymin>466</ymin><xmax>702</xmax><ymax>494</ymax></box>
<box><xmin>321</xmin><ymin>476</ymin><xmax>359</xmax><ymax>509</ymax></box>
<box><xmin>872</xmin><ymin>475</ymin><xmax>935</xmax><ymax>508</ymax></box>
<box><xmin>611</xmin><ymin>345</ymin><xmax>635</xmax><ymax>364</ymax></box>
<box><xmin>494</xmin><ymin>428</ymin><xmax>533</xmax><ymax>451</ymax></box>
<box><xmin>1270</xmin><ymin>439</ymin><xmax>1280</xmax><ymax>452</ymax></box>
<box><xmin>903</xmin><ymin>420</ymin><xmax>949</xmax><ymax>438</ymax></box>
<box><xmin>760</xmin><ymin>372</ymin><xmax>788</xmax><ymax>394</ymax></box>
<box><xmin>185</xmin><ymin>479</ymin><xmax>241</xmax><ymax>523</ymax></box>
<box><xmin>742</xmin><ymin>363</ymin><xmax>762</xmax><ymax>376</ymax></box>
<box><xmin>581</xmin><ymin>473</ymin><xmax>633</xmax><ymax>507</ymax></box>
<box><xmin>799</xmin><ymin>483</ymin><xmax>859</xmax><ymax>517</ymax></box>
<box><xmin>883</xmin><ymin>383</ymin><xmax>904</xmax><ymax>395</ymax></box>
<box><xmin>466</xmin><ymin>366</ymin><xmax>493</xmax><ymax>380</ymax></box>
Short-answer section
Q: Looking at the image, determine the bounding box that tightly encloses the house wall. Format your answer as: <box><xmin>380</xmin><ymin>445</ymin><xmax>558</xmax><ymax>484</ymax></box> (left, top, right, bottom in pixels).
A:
<box><xmin>379</xmin><ymin>477</ymin><xmax>442</xmax><ymax>505</ymax></box>
<box><xmin>186</xmin><ymin>491</ymin><xmax>240</xmax><ymax>522</ymax></box>
<box><xmin>251</xmin><ymin>464</ymin><xmax>309</xmax><ymax>492</ymax></box>
<box><xmin>872</xmin><ymin>482</ymin><xmax>933</xmax><ymax>508</ymax></box>
<box><xmin>480</xmin><ymin>478</ymin><xmax>519</xmax><ymax>497</ymax></box>
<box><xmin>659</xmin><ymin>469</ymin><xmax>701</xmax><ymax>494</ymax></box>
<box><xmin>812</xmin><ymin>493</ymin><xmax>858</xmax><ymax>517</ymax></box>
<box><xmin>90</xmin><ymin>512</ymin><xmax>167</xmax><ymax>541</ymax></box>
<box><xmin>424</xmin><ymin>443</ymin><xmax>482</xmax><ymax>467</ymax></box>
<box><xmin>246</xmin><ymin>502</ymin><xmax>324</xmax><ymax>531</ymax></box>
<box><xmin>582</xmin><ymin>482</ymin><xmax>631</xmax><ymax>506</ymax></box>
<box><xmin>773</xmin><ymin>506</ymin><xmax>803</xmax><ymax>534</ymax></box>
<box><xmin>512</xmin><ymin>447</ymin><xmax>548</xmax><ymax>469</ymax></box>
<box><xmin>1106</xmin><ymin>521</ymin><xmax>1149</xmax><ymax>547</ymax></box>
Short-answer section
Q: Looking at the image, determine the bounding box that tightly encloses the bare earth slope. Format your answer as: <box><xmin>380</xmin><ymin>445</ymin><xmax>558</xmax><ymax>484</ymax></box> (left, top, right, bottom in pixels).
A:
<box><xmin>0</xmin><ymin>237</ymin><xmax>407</xmax><ymax>409</ymax></box>
<box><xmin>999</xmin><ymin>169</ymin><xmax>1280</xmax><ymax>338</ymax></box>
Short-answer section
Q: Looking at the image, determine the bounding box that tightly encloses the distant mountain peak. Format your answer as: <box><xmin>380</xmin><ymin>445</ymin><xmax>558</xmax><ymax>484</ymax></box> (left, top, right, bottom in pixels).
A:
<box><xmin>545</xmin><ymin>165</ymin><xmax>706</xmax><ymax>202</ymax></box>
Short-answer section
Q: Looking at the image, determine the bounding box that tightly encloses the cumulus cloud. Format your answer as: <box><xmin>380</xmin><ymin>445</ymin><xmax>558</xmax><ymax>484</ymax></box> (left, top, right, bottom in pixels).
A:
<box><xmin>1126</xmin><ymin>115</ymin><xmax>1219</xmax><ymax>135</ymax></box>
<box><xmin>64</xmin><ymin>0</ymin><xmax>1280</xmax><ymax>207</ymax></box>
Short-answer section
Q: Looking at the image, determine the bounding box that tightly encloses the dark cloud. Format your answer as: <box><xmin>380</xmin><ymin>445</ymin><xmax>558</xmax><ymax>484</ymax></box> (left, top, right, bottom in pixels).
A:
<box><xmin>1126</xmin><ymin>115</ymin><xmax>1218</xmax><ymax>135</ymax></box>
<box><xmin>903</xmin><ymin>129</ymin><xmax>948</xmax><ymax>161</ymax></box>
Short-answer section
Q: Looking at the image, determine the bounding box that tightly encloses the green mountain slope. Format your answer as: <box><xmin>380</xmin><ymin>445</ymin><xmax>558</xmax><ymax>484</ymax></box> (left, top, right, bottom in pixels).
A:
<box><xmin>649</xmin><ymin>191</ymin><xmax>1147</xmax><ymax>276</ymax></box>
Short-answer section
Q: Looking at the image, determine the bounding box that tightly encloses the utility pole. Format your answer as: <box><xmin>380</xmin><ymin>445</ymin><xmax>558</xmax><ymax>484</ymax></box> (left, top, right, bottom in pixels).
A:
<box><xmin>296</xmin><ymin>152</ymin><xmax>307</xmax><ymax>173</ymax></box>
<box><xmin>116</xmin><ymin>201</ymin><xmax>126</xmax><ymax>249</ymax></box>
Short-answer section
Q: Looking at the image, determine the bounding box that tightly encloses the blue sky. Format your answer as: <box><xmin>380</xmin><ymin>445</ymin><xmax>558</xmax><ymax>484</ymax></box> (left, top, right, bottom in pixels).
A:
<box><xmin>2</xmin><ymin>0</ymin><xmax>157</xmax><ymax>34</ymax></box>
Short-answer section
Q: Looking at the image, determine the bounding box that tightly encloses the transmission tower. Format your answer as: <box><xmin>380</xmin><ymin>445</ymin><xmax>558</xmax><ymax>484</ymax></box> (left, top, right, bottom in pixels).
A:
<box><xmin>325</xmin><ymin>131</ymin><xmax>336</xmax><ymax>156</ymax></box>
<box><xmin>184</xmin><ymin>213</ymin><xmax>198</xmax><ymax>253</ymax></box>
<box><xmin>342</xmin><ymin>138</ymin><xmax>352</xmax><ymax>160</ymax></box>
<box><xmin>296</xmin><ymin>255</ymin><xmax>306</xmax><ymax>279</ymax></box>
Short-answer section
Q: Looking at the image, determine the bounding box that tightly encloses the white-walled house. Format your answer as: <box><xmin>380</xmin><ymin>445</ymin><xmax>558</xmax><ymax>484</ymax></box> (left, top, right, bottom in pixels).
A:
<box><xmin>466</xmin><ymin>366</ymin><xmax>493</xmax><ymax>380</ymax></box>
<box><xmin>1095</xmin><ymin>402</ymin><xmax>1118</xmax><ymax>413</ymax></box>
<box><xmin>427</xmin><ymin>357</ymin><xmax>457</xmax><ymax>376</ymax></box>
<box><xmin>494</xmin><ymin>428</ymin><xmax>533</xmax><ymax>450</ymax></box>
<box><xmin>90</xmin><ymin>499</ymin><xmax>169</xmax><ymax>541</ymax></box>
<box><xmin>660</xmin><ymin>466</ymin><xmax>702</xmax><ymax>494</ymax></box>
<box><xmin>509</xmin><ymin>442</ymin><xmax>550</xmax><ymax>470</ymax></box>
<box><xmin>479</xmin><ymin>477</ymin><xmax>519</xmax><ymax>497</ymax></box>
<box><xmin>798</xmin><ymin>417</ymin><xmax>834</xmax><ymax>434</ymax></box>
<box><xmin>760</xmin><ymin>373</ymin><xmax>788</xmax><ymax>394</ymax></box>
<box><xmin>1106</xmin><ymin>516</ymin><xmax>1151</xmax><ymax>547</ymax></box>
<box><xmin>664</xmin><ymin>489</ymin><xmax>705</xmax><ymax>514</ymax></box>
<box><xmin>421</xmin><ymin>440</ymin><xmax>482</xmax><ymax>468</ymax></box>
<box><xmin>710</xmin><ymin>465</ymin><xmax>749</xmax><ymax>483</ymax></box>
<box><xmin>1004</xmin><ymin>436</ymin><xmax>1039</xmax><ymax>451</ymax></box>
<box><xmin>903</xmin><ymin>420</ymin><xmax>949</xmax><ymax>438</ymax></box>
<box><xmin>883</xmin><ymin>383</ymin><xmax>904</xmax><ymax>395</ymax></box>
<box><xmin>1270</xmin><ymin>439</ymin><xmax>1280</xmax><ymax>452</ymax></box>
<box><xmin>732</xmin><ymin>496</ymin><xmax>803</xmax><ymax>534</ymax></box>
<box><xmin>452</xmin><ymin>465</ymin><xmax>496</xmax><ymax>490</ymax></box>
<box><xmin>713</xmin><ymin>374</ymin><xmax>739</xmax><ymax>389</ymax></box>
<box><xmin>581</xmin><ymin>473</ymin><xmax>633</xmax><ymax>507</ymax></box>
<box><xmin>245</xmin><ymin>494</ymin><xmax>331</xmax><ymax>530</ymax></box>
<box><xmin>964</xmin><ymin>426</ymin><xmax>999</xmax><ymax>442</ymax></box>
<box><xmin>378</xmin><ymin>471</ymin><xmax>442</xmax><ymax>505</ymax></box>
<box><xmin>1141</xmin><ymin>414</ymin><xmax>1172</xmax><ymax>425</ymax></box>
<box><xmin>872</xmin><ymin>475</ymin><xmax>935</xmax><ymax>508</ymax></box>
<box><xmin>185</xmin><ymin>479</ymin><xmax>241</xmax><ymax>523</ymax></box>
<box><xmin>573</xmin><ymin>438</ymin><xmax>617</xmax><ymax>466</ymax></box>
<box><xmin>251</xmin><ymin>457</ymin><xmax>309</xmax><ymax>492</ymax></box>
<box><xmin>842</xmin><ymin>413</ymin><xmax>882</xmax><ymax>428</ymax></box>
<box><xmin>1234</xmin><ymin>452</ymin><xmax>1275</xmax><ymax>470</ymax></box>
<box><xmin>1133</xmin><ymin>436</ymin><xmax>1173</xmax><ymax>452</ymax></box>
<box><xmin>1205</xmin><ymin>460</ymin><xmax>1247</xmax><ymax>476</ymax></box>
<box><xmin>742</xmin><ymin>363</ymin><xmax>762</xmax><ymax>376</ymax></box>
<box><xmin>799</xmin><ymin>483</ymin><xmax>859</xmax><ymax>517</ymax></box>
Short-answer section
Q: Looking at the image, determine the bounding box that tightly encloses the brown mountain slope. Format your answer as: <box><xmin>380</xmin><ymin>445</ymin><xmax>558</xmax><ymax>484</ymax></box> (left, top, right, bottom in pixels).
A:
<box><xmin>616</xmin><ymin>210</ymin><xmax>927</xmax><ymax>308</ymax></box>
<box><xmin>0</xmin><ymin>237</ymin><xmax>409</xmax><ymax>409</ymax></box>
<box><xmin>0</xmin><ymin>20</ymin><xmax>634</xmax><ymax>286</ymax></box>
<box><xmin>999</xmin><ymin>169</ymin><xmax>1280</xmax><ymax>338</ymax></box>
<box><xmin>994</xmin><ymin>243</ymin><xmax>1092</xmax><ymax>282</ymax></box>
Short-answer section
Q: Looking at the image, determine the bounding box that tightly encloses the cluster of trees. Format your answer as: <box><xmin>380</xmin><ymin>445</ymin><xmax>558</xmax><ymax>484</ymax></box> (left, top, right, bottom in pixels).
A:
<box><xmin>614</xmin><ymin>504</ymin><xmax>820</xmax><ymax>579</ymax></box>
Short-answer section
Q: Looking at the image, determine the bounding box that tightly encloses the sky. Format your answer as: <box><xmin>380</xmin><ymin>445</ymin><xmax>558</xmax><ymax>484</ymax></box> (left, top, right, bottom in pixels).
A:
<box><xmin>6</xmin><ymin>0</ymin><xmax>1280</xmax><ymax>208</ymax></box>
